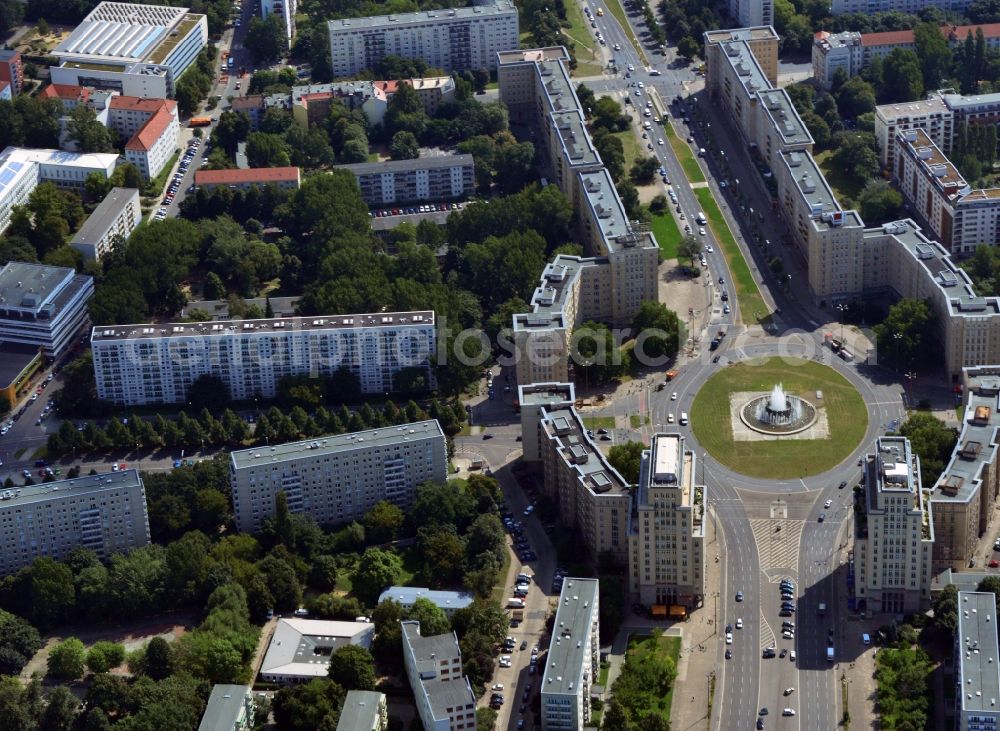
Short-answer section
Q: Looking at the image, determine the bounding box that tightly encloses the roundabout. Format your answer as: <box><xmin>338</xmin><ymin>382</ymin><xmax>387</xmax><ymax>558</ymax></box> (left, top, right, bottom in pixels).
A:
<box><xmin>689</xmin><ymin>356</ymin><xmax>869</xmax><ymax>479</ymax></box>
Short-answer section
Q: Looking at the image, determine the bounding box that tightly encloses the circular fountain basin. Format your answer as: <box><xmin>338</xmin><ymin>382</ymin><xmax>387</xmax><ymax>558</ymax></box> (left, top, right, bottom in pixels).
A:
<box><xmin>739</xmin><ymin>391</ymin><xmax>818</xmax><ymax>436</ymax></box>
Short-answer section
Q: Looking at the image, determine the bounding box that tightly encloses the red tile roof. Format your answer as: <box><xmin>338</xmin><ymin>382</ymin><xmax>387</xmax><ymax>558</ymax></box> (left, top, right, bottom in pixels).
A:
<box><xmin>41</xmin><ymin>84</ymin><xmax>90</xmax><ymax>103</ymax></box>
<box><xmin>942</xmin><ymin>22</ymin><xmax>1000</xmax><ymax>41</ymax></box>
<box><xmin>195</xmin><ymin>167</ymin><xmax>300</xmax><ymax>185</ymax></box>
<box><xmin>862</xmin><ymin>23</ymin><xmax>1000</xmax><ymax>48</ymax></box>
<box><xmin>125</xmin><ymin>108</ymin><xmax>174</xmax><ymax>152</ymax></box>
<box><xmin>110</xmin><ymin>95</ymin><xmax>177</xmax><ymax>115</ymax></box>
<box><xmin>861</xmin><ymin>29</ymin><xmax>914</xmax><ymax>47</ymax></box>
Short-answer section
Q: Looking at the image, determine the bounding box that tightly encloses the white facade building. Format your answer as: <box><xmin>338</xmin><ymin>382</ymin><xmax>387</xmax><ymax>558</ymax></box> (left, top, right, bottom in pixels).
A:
<box><xmin>728</xmin><ymin>0</ymin><xmax>773</xmax><ymax>29</ymax></box>
<box><xmin>50</xmin><ymin>2</ymin><xmax>207</xmax><ymax>98</ymax></box>
<box><xmin>0</xmin><ymin>261</ymin><xmax>94</xmax><ymax>357</ymax></box>
<box><xmin>954</xmin><ymin>591</ymin><xmax>1000</xmax><ymax>731</ymax></box>
<box><xmin>228</xmin><ymin>420</ymin><xmax>447</xmax><ymax>533</ymax></box>
<box><xmin>831</xmin><ymin>0</ymin><xmax>974</xmax><ymax>14</ymax></box>
<box><xmin>261</xmin><ymin>0</ymin><xmax>296</xmax><ymax>49</ymax></box>
<box><xmin>401</xmin><ymin>621</ymin><xmax>477</xmax><ymax>731</ymax></box>
<box><xmin>338</xmin><ymin>154</ymin><xmax>475</xmax><ymax>205</ymax></box>
<box><xmin>70</xmin><ymin>187</ymin><xmax>141</xmax><ymax>261</ymax></box>
<box><xmin>109</xmin><ymin>97</ymin><xmax>179</xmax><ymax>181</ymax></box>
<box><xmin>260</xmin><ymin>619</ymin><xmax>375</xmax><ymax>684</ymax></box>
<box><xmin>812</xmin><ymin>31</ymin><xmax>863</xmax><ymax>89</ymax></box>
<box><xmin>855</xmin><ymin>436</ymin><xmax>935</xmax><ymax>615</ymax></box>
<box><xmin>327</xmin><ymin>0</ymin><xmax>518</xmax><ymax>77</ymax></box>
<box><xmin>90</xmin><ymin>311</ymin><xmax>436</xmax><ymax>406</ymax></box>
<box><xmin>540</xmin><ymin>578</ymin><xmax>599</xmax><ymax>731</ymax></box>
<box><xmin>0</xmin><ymin>469</ymin><xmax>150</xmax><ymax>576</ymax></box>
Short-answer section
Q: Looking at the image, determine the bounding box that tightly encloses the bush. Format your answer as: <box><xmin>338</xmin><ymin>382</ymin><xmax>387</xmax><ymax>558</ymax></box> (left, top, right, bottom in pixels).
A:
<box><xmin>86</xmin><ymin>641</ymin><xmax>126</xmax><ymax>673</ymax></box>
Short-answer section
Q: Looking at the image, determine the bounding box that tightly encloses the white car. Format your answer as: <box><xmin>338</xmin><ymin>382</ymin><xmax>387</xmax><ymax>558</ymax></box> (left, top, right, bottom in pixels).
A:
<box><xmin>824</xmin><ymin>499</ymin><xmax>833</xmax><ymax>508</ymax></box>
<box><xmin>725</xmin><ymin>632</ymin><xmax>733</xmax><ymax>644</ymax></box>
<box><xmin>499</xmin><ymin>656</ymin><xmax>512</xmax><ymax>668</ymax></box>
<box><xmin>706</xmin><ymin>245</ymin><xmax>713</xmax><ymax>252</ymax></box>
<box><xmin>671</xmin><ymin>392</ymin><xmax>678</xmax><ymax>400</ymax></box>
<box><xmin>782</xmin><ymin>709</ymin><xmax>796</xmax><ymax>717</ymax></box>
<box><xmin>523</xmin><ymin>505</ymin><xmax>534</xmax><ymax>516</ymax></box>
<box><xmin>699</xmin><ymin>228</ymin><xmax>706</xmax><ymax>236</ymax></box>
<box><xmin>637</xmin><ymin>81</ymin><xmax>644</xmax><ymax>88</ymax></box>
<box><xmin>628</xmin><ymin>64</ymin><xmax>634</xmax><ymax>72</ymax></box>
<box><xmin>657</xmin><ymin>138</ymin><xmax>664</xmax><ymax>145</ymax></box>
<box><xmin>735</xmin><ymin>618</ymin><xmax>743</xmax><ymax>629</ymax></box>
<box><xmin>783</xmin><ymin>688</ymin><xmax>795</xmax><ymax>696</ymax></box>
<box><xmin>492</xmin><ymin>684</ymin><xmax>505</xmax><ymax>691</ymax></box>
<box><xmin>667</xmin><ymin>413</ymin><xmax>675</xmax><ymax>423</ymax></box>
<box><xmin>782</xmin><ymin>630</ymin><xmax>794</xmax><ymax>639</ymax></box>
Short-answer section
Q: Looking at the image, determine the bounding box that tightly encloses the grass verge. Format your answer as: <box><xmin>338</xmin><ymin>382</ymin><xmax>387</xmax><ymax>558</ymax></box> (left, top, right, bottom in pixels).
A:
<box><xmin>690</xmin><ymin>357</ymin><xmax>868</xmax><ymax>479</ymax></box>
<box><xmin>664</xmin><ymin>122</ymin><xmax>705</xmax><ymax>183</ymax></box>
<box><xmin>629</xmin><ymin>414</ymin><xmax>649</xmax><ymax>428</ymax></box>
<box><xmin>815</xmin><ymin>149</ymin><xmax>862</xmax><ymax>208</ymax></box>
<box><xmin>603</xmin><ymin>0</ymin><xmax>648</xmax><ymax>66</ymax></box>
<box><xmin>583</xmin><ymin>416</ymin><xmax>616</xmax><ymax>430</ymax></box>
<box><xmin>563</xmin><ymin>0</ymin><xmax>605</xmax><ymax>76</ymax></box>
<box><xmin>651</xmin><ymin>212</ymin><xmax>682</xmax><ymax>258</ymax></box>
<box><xmin>490</xmin><ymin>542</ymin><xmax>513</xmax><ymax>606</ymax></box>
<box><xmin>694</xmin><ymin>187</ymin><xmax>769</xmax><ymax>323</ymax></box>
<box><xmin>144</xmin><ymin>150</ymin><xmax>181</xmax><ymax>199</ymax></box>
<box><xmin>614</xmin><ymin>128</ymin><xmax>641</xmax><ymax>174</ymax></box>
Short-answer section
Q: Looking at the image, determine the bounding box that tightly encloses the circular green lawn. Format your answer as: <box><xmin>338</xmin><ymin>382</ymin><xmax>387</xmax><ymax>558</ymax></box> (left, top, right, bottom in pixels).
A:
<box><xmin>690</xmin><ymin>357</ymin><xmax>868</xmax><ymax>479</ymax></box>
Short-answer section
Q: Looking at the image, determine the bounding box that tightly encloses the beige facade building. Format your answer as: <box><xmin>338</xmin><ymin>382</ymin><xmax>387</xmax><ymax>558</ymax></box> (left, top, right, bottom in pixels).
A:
<box><xmin>855</xmin><ymin>436</ymin><xmax>935</xmax><ymax>615</ymax></box>
<box><xmin>540</xmin><ymin>578</ymin><xmax>600</xmax><ymax>730</ymax></box>
<box><xmin>518</xmin><ymin>382</ymin><xmax>631</xmax><ymax>563</ymax></box>
<box><xmin>628</xmin><ymin>433</ymin><xmax>706</xmax><ymax>609</ymax></box>
<box><xmin>926</xmin><ymin>367</ymin><xmax>1000</xmax><ymax>569</ymax></box>
<box><xmin>874</xmin><ymin>96</ymin><xmax>955</xmax><ymax>167</ymax></box>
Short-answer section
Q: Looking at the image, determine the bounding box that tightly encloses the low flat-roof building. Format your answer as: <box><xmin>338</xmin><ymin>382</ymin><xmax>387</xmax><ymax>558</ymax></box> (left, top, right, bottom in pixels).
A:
<box><xmin>70</xmin><ymin>187</ymin><xmax>141</xmax><ymax>261</ymax></box>
<box><xmin>540</xmin><ymin>577</ymin><xmax>600</xmax><ymax>730</ymax></box>
<box><xmin>378</xmin><ymin>586</ymin><xmax>474</xmax><ymax>616</ymax></box>
<box><xmin>229</xmin><ymin>420</ymin><xmax>447</xmax><ymax>534</ymax></box>
<box><xmin>401</xmin><ymin>620</ymin><xmax>477</xmax><ymax>731</ymax></box>
<box><xmin>0</xmin><ymin>469</ymin><xmax>150</xmax><ymax>576</ymax></box>
<box><xmin>0</xmin><ymin>343</ymin><xmax>43</xmax><ymax>406</ymax></box>
<box><xmin>197</xmin><ymin>685</ymin><xmax>255</xmax><ymax>731</ymax></box>
<box><xmin>194</xmin><ymin>166</ymin><xmax>300</xmax><ymax>191</ymax></box>
<box><xmin>955</xmin><ymin>591</ymin><xmax>1000</xmax><ymax>730</ymax></box>
<box><xmin>259</xmin><ymin>619</ymin><xmax>375</xmax><ymax>684</ymax></box>
<box><xmin>0</xmin><ymin>261</ymin><xmax>94</xmax><ymax>358</ymax></box>
<box><xmin>336</xmin><ymin>691</ymin><xmax>387</xmax><ymax>731</ymax></box>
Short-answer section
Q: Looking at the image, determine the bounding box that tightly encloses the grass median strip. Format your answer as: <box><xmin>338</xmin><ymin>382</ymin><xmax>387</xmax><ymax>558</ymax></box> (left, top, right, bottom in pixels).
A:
<box><xmin>651</xmin><ymin>212</ymin><xmax>682</xmax><ymax>259</ymax></box>
<box><xmin>694</xmin><ymin>187</ymin><xmax>769</xmax><ymax>323</ymax></box>
<box><xmin>665</xmin><ymin>122</ymin><xmax>705</xmax><ymax>183</ymax></box>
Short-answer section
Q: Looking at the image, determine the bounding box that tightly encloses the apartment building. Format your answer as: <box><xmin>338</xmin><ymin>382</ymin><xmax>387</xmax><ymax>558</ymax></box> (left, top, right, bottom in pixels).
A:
<box><xmin>372</xmin><ymin>77</ymin><xmax>456</xmax><ymax>116</ymax></box>
<box><xmin>378</xmin><ymin>586</ymin><xmax>474</xmax><ymax>616</ymax></box>
<box><xmin>855</xmin><ymin>436</ymin><xmax>935</xmax><ymax>615</ymax></box>
<box><xmin>194</xmin><ymin>167</ymin><xmax>301</xmax><ymax>191</ymax></box>
<box><xmin>228</xmin><ymin>420</ymin><xmax>446</xmax><ymax>533</ymax></box>
<box><xmin>337</xmin><ymin>691</ymin><xmax>388</xmax><ymax>731</ymax></box>
<box><xmin>954</xmin><ymin>591</ymin><xmax>1000</xmax><ymax>731</ymax></box>
<box><xmin>197</xmin><ymin>685</ymin><xmax>255</xmax><ymax>731</ymax></box>
<box><xmin>0</xmin><ymin>50</ymin><xmax>24</xmax><ymax>96</ymax></box>
<box><xmin>874</xmin><ymin>96</ymin><xmax>955</xmax><ymax>167</ymax></box>
<box><xmin>338</xmin><ymin>154</ymin><xmax>475</xmax><ymax>206</ymax></box>
<box><xmin>50</xmin><ymin>2</ymin><xmax>207</xmax><ymax>98</ymax></box>
<box><xmin>923</xmin><ymin>368</ymin><xmax>1000</xmax><ymax>570</ymax></box>
<box><xmin>629</xmin><ymin>433</ymin><xmax>706</xmax><ymax>609</ymax></box>
<box><xmin>861</xmin><ymin>220</ymin><xmax>1000</xmax><ymax>378</ymax></box>
<box><xmin>812</xmin><ymin>31</ymin><xmax>863</xmax><ymax>89</ymax></box>
<box><xmin>540</xmin><ymin>578</ymin><xmax>600</xmax><ymax>731</ymax></box>
<box><xmin>0</xmin><ymin>470</ymin><xmax>150</xmax><ymax>576</ymax></box>
<box><xmin>108</xmin><ymin>96</ymin><xmax>179</xmax><ymax>180</ymax></box>
<box><xmin>91</xmin><ymin>311</ymin><xmax>436</xmax><ymax>406</ymax></box>
<box><xmin>831</xmin><ymin>0</ymin><xmax>974</xmax><ymax>14</ymax></box>
<box><xmin>261</xmin><ymin>0</ymin><xmax>296</xmax><ymax>49</ymax></box>
<box><xmin>519</xmin><ymin>382</ymin><xmax>632</xmax><ymax>563</ymax></box>
<box><xmin>728</xmin><ymin>0</ymin><xmax>773</xmax><ymax>28</ymax></box>
<box><xmin>327</xmin><ymin>0</ymin><xmax>518</xmax><ymax>77</ymax></box>
<box><xmin>260</xmin><ymin>619</ymin><xmax>375</xmax><ymax>684</ymax></box>
<box><xmin>290</xmin><ymin>81</ymin><xmax>387</xmax><ymax>127</ymax></box>
<box><xmin>893</xmin><ymin>128</ymin><xmax>1000</xmax><ymax>255</ymax></box>
<box><xmin>401</xmin><ymin>621</ymin><xmax>477</xmax><ymax>731</ymax></box>
<box><xmin>0</xmin><ymin>261</ymin><xmax>94</xmax><ymax>358</ymax></box>
<box><xmin>70</xmin><ymin>187</ymin><xmax>141</xmax><ymax>261</ymax></box>
<box><xmin>41</xmin><ymin>83</ymin><xmax>92</xmax><ymax>110</ymax></box>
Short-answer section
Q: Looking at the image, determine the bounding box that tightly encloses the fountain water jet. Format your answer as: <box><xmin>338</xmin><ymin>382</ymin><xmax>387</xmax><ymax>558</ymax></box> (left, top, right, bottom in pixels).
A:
<box><xmin>740</xmin><ymin>384</ymin><xmax>817</xmax><ymax>435</ymax></box>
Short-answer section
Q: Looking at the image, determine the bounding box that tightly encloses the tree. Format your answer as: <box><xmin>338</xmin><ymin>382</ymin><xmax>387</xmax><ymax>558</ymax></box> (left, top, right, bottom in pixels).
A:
<box><xmin>631</xmin><ymin>301</ymin><xmax>682</xmax><ymax>363</ymax></box>
<box><xmin>880</xmin><ymin>48</ymin><xmax>924</xmax><ymax>103</ymax></box>
<box><xmin>630</xmin><ymin>155</ymin><xmax>659</xmax><ymax>184</ymax></box>
<box><xmin>40</xmin><ymin>685</ymin><xmax>78</xmax><ymax>731</ymax></box>
<box><xmin>0</xmin><ymin>610</ymin><xmax>41</xmax><ymax>675</ymax></box>
<box><xmin>363</xmin><ymin>501</ymin><xmax>405</xmax><ymax>544</ymax></box>
<box><xmin>142</xmin><ymin>636</ymin><xmax>176</xmax><ymax>680</ymax></box>
<box><xmin>327</xmin><ymin>645</ymin><xmax>376</xmax><ymax>691</ymax></box>
<box><xmin>67</xmin><ymin>104</ymin><xmax>115</xmax><ymax>153</ymax></box>
<box><xmin>390</xmin><ymin>131</ymin><xmax>419</xmax><ymax>160</ymax></box>
<box><xmin>913</xmin><ymin>22</ymin><xmax>952</xmax><ymax>89</ymax></box>
<box><xmin>258</xmin><ymin>554</ymin><xmax>303</xmax><ymax>611</ymax></box>
<box><xmin>858</xmin><ymin>179</ymin><xmax>903</xmax><ymax>223</ymax></box>
<box><xmin>86</xmin><ymin>641</ymin><xmax>126</xmax><ymax>673</ymax></box>
<box><xmin>273</xmin><ymin>679</ymin><xmax>345</xmax><ymax>731</ymax></box>
<box><xmin>977</xmin><ymin>576</ymin><xmax>1000</xmax><ymax>614</ymax></box>
<box><xmin>246</xmin><ymin>132</ymin><xmax>291</xmax><ymax>167</ymax></box>
<box><xmin>898</xmin><ymin>412</ymin><xmax>957</xmax><ymax>485</ymax></box>
<box><xmin>608</xmin><ymin>441</ymin><xmax>644</xmax><ymax>483</ymax></box>
<box><xmin>835</xmin><ymin>77</ymin><xmax>876</xmax><ymax>119</ymax></box>
<box><xmin>405</xmin><ymin>598</ymin><xmax>452</xmax><ymax>637</ymax></box>
<box><xmin>831</xmin><ymin>133</ymin><xmax>880</xmax><ymax>189</ymax></box>
<box><xmin>677</xmin><ymin>234</ymin><xmax>702</xmax><ymax>267</ymax></box>
<box><xmin>873</xmin><ymin>297</ymin><xmax>932</xmax><ymax>369</ymax></box>
<box><xmin>47</xmin><ymin>637</ymin><xmax>86</xmax><ymax>680</ymax></box>
<box><xmin>929</xmin><ymin>584</ymin><xmax>959</xmax><ymax>638</ymax></box>
<box><xmin>677</xmin><ymin>36</ymin><xmax>700</xmax><ymax>61</ymax></box>
<box><xmin>351</xmin><ymin>548</ymin><xmax>403</xmax><ymax>604</ymax></box>
<box><xmin>572</xmin><ymin>320</ymin><xmax>628</xmax><ymax>384</ymax></box>
<box><xmin>29</xmin><ymin>556</ymin><xmax>76</xmax><ymax>628</ymax></box>
<box><xmin>187</xmin><ymin>374</ymin><xmax>231</xmax><ymax>414</ymax></box>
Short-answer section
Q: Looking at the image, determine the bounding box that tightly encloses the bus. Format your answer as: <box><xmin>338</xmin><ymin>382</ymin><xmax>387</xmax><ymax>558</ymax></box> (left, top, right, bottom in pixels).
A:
<box><xmin>188</xmin><ymin>116</ymin><xmax>212</xmax><ymax>127</ymax></box>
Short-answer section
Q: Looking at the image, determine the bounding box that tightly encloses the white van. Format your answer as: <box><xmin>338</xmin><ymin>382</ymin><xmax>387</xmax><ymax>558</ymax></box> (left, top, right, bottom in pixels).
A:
<box><xmin>696</xmin><ymin>212</ymin><xmax>707</xmax><ymax>225</ymax></box>
<box><xmin>679</xmin><ymin>412</ymin><xmax>688</xmax><ymax>425</ymax></box>
<box><xmin>507</xmin><ymin>598</ymin><xmax>525</xmax><ymax>609</ymax></box>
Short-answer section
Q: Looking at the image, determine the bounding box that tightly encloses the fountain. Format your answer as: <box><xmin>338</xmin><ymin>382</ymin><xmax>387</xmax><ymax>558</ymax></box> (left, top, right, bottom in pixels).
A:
<box><xmin>740</xmin><ymin>383</ymin><xmax>818</xmax><ymax>435</ymax></box>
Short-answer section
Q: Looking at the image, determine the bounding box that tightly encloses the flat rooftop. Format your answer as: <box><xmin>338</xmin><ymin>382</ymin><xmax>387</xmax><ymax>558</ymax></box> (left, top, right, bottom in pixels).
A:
<box><xmin>873</xmin><ymin>436</ymin><xmax>916</xmax><ymax>492</ymax></box>
<box><xmin>875</xmin><ymin>96</ymin><xmax>951</xmax><ymax>122</ymax></box>
<box><xmin>898</xmin><ymin>128</ymin><xmax>966</xmax><ymax>189</ymax></box>
<box><xmin>0</xmin><ymin>261</ymin><xmax>76</xmax><ymax>316</ymax></box>
<box><xmin>541</xmin><ymin>404</ymin><xmax>630</xmax><ymax>496</ymax></box>
<box><xmin>542</xmin><ymin>578</ymin><xmax>599</xmax><ymax>696</ymax></box>
<box><xmin>956</xmin><ymin>591</ymin><xmax>1000</xmax><ymax>714</ymax></box>
<box><xmin>513</xmin><ymin>255</ymin><xmax>597</xmax><ymax>331</ymax></box>
<box><xmin>261</xmin><ymin>618</ymin><xmax>374</xmax><ymax>679</ymax></box>
<box><xmin>713</xmin><ymin>38</ymin><xmax>770</xmax><ymax>96</ymax></box>
<box><xmin>230</xmin><ymin>420</ymin><xmax>444</xmax><ymax>469</ymax></box>
<box><xmin>578</xmin><ymin>168</ymin><xmax>631</xmax><ymax>241</ymax></box>
<box><xmin>91</xmin><ymin>311</ymin><xmax>434</xmax><ymax>342</ymax></box>
<box><xmin>71</xmin><ymin>187</ymin><xmax>138</xmax><ymax>247</ymax></box>
<box><xmin>0</xmin><ymin>343</ymin><xmax>42</xmax><ymax>388</ymax></box>
<box><xmin>932</xmin><ymin>369</ymin><xmax>1000</xmax><ymax>504</ymax></box>
<box><xmin>54</xmin><ymin>2</ymin><xmax>190</xmax><ymax>62</ymax></box>
<box><xmin>814</xmin><ymin>30</ymin><xmax>861</xmax><ymax>50</ymax></box>
<box><xmin>198</xmin><ymin>685</ymin><xmax>250</xmax><ymax>731</ymax></box>
<box><xmin>0</xmin><ymin>469</ymin><xmax>142</xmax><ymax>509</ymax></box>
<box><xmin>704</xmin><ymin>26</ymin><xmax>778</xmax><ymax>43</ymax></box>
<box><xmin>758</xmin><ymin>89</ymin><xmax>813</xmax><ymax>147</ymax></box>
<box><xmin>942</xmin><ymin>91</ymin><xmax>1000</xmax><ymax>111</ymax></box>
<box><xmin>518</xmin><ymin>381</ymin><xmax>575</xmax><ymax>407</ymax></box>
<box><xmin>328</xmin><ymin>0</ymin><xmax>515</xmax><ymax>31</ymax></box>
<box><xmin>378</xmin><ymin>586</ymin><xmax>474</xmax><ymax>612</ymax></box>
<box><xmin>497</xmin><ymin>46</ymin><xmax>570</xmax><ymax>65</ymax></box>
<box><xmin>337</xmin><ymin>153</ymin><xmax>474</xmax><ymax>176</ymax></box>
<box><xmin>781</xmin><ymin>149</ymin><xmax>847</xmax><ymax>227</ymax></box>
<box><xmin>336</xmin><ymin>691</ymin><xmax>384</xmax><ymax>731</ymax></box>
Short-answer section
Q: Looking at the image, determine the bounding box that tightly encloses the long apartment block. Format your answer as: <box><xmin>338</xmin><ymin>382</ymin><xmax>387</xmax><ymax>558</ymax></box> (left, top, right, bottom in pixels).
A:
<box><xmin>831</xmin><ymin>0</ymin><xmax>975</xmax><ymax>14</ymax></box>
<box><xmin>629</xmin><ymin>433</ymin><xmax>706</xmax><ymax>609</ymax></box>
<box><xmin>519</xmin><ymin>383</ymin><xmax>631</xmax><ymax>563</ymax></box>
<box><xmin>540</xmin><ymin>578</ymin><xmax>600</xmax><ymax>730</ymax></box>
<box><xmin>926</xmin><ymin>367</ymin><xmax>1000</xmax><ymax>570</ymax></box>
<box><xmin>91</xmin><ymin>311</ymin><xmax>435</xmax><ymax>406</ymax></box>
<box><xmin>0</xmin><ymin>470</ymin><xmax>150</xmax><ymax>576</ymax></box>
<box><xmin>401</xmin><ymin>621</ymin><xmax>477</xmax><ymax>731</ymax></box>
<box><xmin>229</xmin><ymin>420</ymin><xmax>447</xmax><ymax>533</ymax></box>
<box><xmin>855</xmin><ymin>436</ymin><xmax>935</xmax><ymax>615</ymax></box>
<box><xmin>500</xmin><ymin>48</ymin><xmax>658</xmax><ymax>385</ymax></box>
<box><xmin>337</xmin><ymin>154</ymin><xmax>475</xmax><ymax>206</ymax></box>
<box><xmin>327</xmin><ymin>0</ymin><xmax>518</xmax><ymax>77</ymax></box>
<box><xmin>954</xmin><ymin>591</ymin><xmax>1000</xmax><ymax>730</ymax></box>
<box><xmin>705</xmin><ymin>27</ymin><xmax>867</xmax><ymax>301</ymax></box>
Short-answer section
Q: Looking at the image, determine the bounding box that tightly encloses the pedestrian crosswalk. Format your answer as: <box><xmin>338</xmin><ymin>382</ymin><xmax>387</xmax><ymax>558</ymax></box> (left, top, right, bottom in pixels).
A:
<box><xmin>749</xmin><ymin>519</ymin><xmax>803</xmax><ymax>573</ymax></box>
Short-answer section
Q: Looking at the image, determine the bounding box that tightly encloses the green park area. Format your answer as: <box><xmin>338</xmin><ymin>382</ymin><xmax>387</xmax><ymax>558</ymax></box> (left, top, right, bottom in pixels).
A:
<box><xmin>694</xmin><ymin>188</ymin><xmax>769</xmax><ymax>323</ymax></box>
<box><xmin>652</xmin><ymin>212</ymin><xmax>682</xmax><ymax>259</ymax></box>
<box><xmin>690</xmin><ymin>357</ymin><xmax>868</xmax><ymax>479</ymax></box>
<box><xmin>603</xmin><ymin>631</ymin><xmax>681</xmax><ymax>726</ymax></box>
<box><xmin>563</xmin><ymin>0</ymin><xmax>605</xmax><ymax>76</ymax></box>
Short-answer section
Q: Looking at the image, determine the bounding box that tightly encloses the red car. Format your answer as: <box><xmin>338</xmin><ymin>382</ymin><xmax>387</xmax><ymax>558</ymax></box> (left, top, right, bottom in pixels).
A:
<box><xmin>990</xmin><ymin>559</ymin><xmax>999</xmax><ymax>568</ymax></box>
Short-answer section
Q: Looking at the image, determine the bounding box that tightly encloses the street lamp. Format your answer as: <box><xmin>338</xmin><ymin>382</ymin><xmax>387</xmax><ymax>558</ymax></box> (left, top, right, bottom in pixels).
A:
<box><xmin>904</xmin><ymin>371</ymin><xmax>917</xmax><ymax>408</ymax></box>
<box><xmin>892</xmin><ymin>332</ymin><xmax>903</xmax><ymax>371</ymax></box>
<box><xmin>836</xmin><ymin>303</ymin><xmax>849</xmax><ymax>344</ymax></box>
